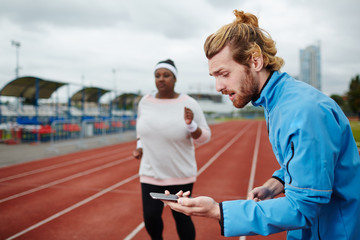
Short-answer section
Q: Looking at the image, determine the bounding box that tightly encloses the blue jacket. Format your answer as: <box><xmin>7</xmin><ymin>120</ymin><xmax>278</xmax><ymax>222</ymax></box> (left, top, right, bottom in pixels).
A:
<box><xmin>220</xmin><ymin>71</ymin><xmax>360</xmax><ymax>239</ymax></box>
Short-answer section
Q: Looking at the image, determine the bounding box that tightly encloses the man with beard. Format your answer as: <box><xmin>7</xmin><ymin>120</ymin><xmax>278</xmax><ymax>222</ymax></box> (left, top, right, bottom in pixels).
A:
<box><xmin>163</xmin><ymin>10</ymin><xmax>360</xmax><ymax>239</ymax></box>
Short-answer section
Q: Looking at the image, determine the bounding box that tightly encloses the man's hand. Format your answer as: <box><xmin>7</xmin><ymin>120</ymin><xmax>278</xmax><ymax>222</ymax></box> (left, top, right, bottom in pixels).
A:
<box><xmin>247</xmin><ymin>178</ymin><xmax>284</xmax><ymax>201</ymax></box>
<box><xmin>162</xmin><ymin>190</ymin><xmax>221</xmax><ymax>220</ymax></box>
<box><xmin>247</xmin><ymin>186</ymin><xmax>273</xmax><ymax>202</ymax></box>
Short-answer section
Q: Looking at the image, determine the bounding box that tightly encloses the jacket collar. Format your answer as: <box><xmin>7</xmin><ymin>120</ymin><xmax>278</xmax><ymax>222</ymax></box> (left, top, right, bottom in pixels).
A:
<box><xmin>251</xmin><ymin>71</ymin><xmax>282</xmax><ymax>111</ymax></box>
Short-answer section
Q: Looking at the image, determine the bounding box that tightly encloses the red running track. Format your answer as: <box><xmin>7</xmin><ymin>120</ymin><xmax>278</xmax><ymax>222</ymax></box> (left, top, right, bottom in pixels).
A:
<box><xmin>0</xmin><ymin>120</ymin><xmax>286</xmax><ymax>240</ymax></box>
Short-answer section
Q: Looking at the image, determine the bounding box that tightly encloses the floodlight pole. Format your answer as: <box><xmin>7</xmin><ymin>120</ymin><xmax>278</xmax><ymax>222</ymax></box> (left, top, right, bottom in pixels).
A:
<box><xmin>11</xmin><ymin>40</ymin><xmax>21</xmax><ymax>78</ymax></box>
<box><xmin>81</xmin><ymin>75</ymin><xmax>85</xmax><ymax>118</ymax></box>
<box><xmin>113</xmin><ymin>68</ymin><xmax>117</xmax><ymax>97</ymax></box>
<box><xmin>110</xmin><ymin>68</ymin><xmax>117</xmax><ymax>118</ymax></box>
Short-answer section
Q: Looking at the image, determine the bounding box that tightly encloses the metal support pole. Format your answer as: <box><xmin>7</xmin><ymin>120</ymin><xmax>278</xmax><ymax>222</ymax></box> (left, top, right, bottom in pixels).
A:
<box><xmin>81</xmin><ymin>75</ymin><xmax>85</xmax><ymax>119</ymax></box>
<box><xmin>35</xmin><ymin>78</ymin><xmax>40</xmax><ymax>143</ymax></box>
<box><xmin>11</xmin><ymin>40</ymin><xmax>21</xmax><ymax>78</ymax></box>
<box><xmin>67</xmin><ymin>85</ymin><xmax>71</xmax><ymax>119</ymax></box>
<box><xmin>98</xmin><ymin>88</ymin><xmax>101</xmax><ymax>118</ymax></box>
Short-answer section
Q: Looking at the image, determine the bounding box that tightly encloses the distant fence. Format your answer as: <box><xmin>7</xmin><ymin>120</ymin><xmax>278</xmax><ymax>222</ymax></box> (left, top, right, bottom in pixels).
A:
<box><xmin>48</xmin><ymin>117</ymin><xmax>136</xmax><ymax>153</ymax></box>
<box><xmin>0</xmin><ymin>122</ymin><xmax>22</xmax><ymax>144</ymax></box>
<box><xmin>0</xmin><ymin>117</ymin><xmax>136</xmax><ymax>147</ymax></box>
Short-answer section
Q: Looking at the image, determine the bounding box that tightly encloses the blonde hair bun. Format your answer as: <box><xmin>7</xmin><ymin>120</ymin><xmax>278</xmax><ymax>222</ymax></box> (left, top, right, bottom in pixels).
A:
<box><xmin>233</xmin><ymin>10</ymin><xmax>259</xmax><ymax>28</ymax></box>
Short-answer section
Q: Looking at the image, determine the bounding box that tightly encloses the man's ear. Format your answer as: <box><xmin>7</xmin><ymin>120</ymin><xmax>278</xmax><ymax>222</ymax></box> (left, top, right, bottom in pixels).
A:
<box><xmin>251</xmin><ymin>51</ymin><xmax>264</xmax><ymax>72</ymax></box>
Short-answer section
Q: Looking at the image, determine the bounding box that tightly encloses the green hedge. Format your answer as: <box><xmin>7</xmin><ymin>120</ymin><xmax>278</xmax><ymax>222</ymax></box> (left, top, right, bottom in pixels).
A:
<box><xmin>350</xmin><ymin>120</ymin><xmax>360</xmax><ymax>147</ymax></box>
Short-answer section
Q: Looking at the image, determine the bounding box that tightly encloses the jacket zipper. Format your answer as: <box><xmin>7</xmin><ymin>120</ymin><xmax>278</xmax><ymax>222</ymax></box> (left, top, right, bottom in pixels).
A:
<box><xmin>318</xmin><ymin>217</ymin><xmax>321</xmax><ymax>239</ymax></box>
<box><xmin>265</xmin><ymin>108</ymin><xmax>270</xmax><ymax>134</ymax></box>
<box><xmin>286</xmin><ymin>142</ymin><xmax>295</xmax><ymax>184</ymax></box>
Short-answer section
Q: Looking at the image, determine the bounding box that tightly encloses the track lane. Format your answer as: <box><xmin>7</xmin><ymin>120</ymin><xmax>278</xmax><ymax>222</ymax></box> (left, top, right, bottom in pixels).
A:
<box><xmin>0</xmin><ymin>145</ymin><xmax>132</xmax><ymax>183</ymax></box>
<box><xmin>246</xmin><ymin>122</ymin><xmax>286</xmax><ymax>240</ymax></box>
<box><xmin>16</xmin><ymin>179</ymin><xmax>143</xmax><ymax>240</ymax></box>
<box><xmin>191</xmin><ymin>121</ymin><xmax>258</xmax><ymax>240</ymax></box>
<box><xmin>0</xmin><ymin>141</ymin><xmax>135</xmax><ymax>198</ymax></box>
<box><xmin>0</xmin><ymin>120</ymin><xmax>287</xmax><ymax>240</ymax></box>
<box><xmin>0</xmin><ymin>151</ymin><xmax>133</xmax><ymax>201</ymax></box>
<box><xmin>0</xmin><ymin>142</ymin><xmax>135</xmax><ymax>178</ymax></box>
<box><xmin>5</xmin><ymin>174</ymin><xmax>140</xmax><ymax>240</ymax></box>
<box><xmin>0</xmin><ymin>158</ymin><xmax>140</xmax><ymax>239</ymax></box>
<box><xmin>131</xmin><ymin>120</ymin><xmax>257</xmax><ymax>239</ymax></box>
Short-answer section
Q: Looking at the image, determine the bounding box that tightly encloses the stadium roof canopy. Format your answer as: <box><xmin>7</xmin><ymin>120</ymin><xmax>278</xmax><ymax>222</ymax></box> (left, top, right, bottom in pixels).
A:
<box><xmin>71</xmin><ymin>87</ymin><xmax>110</xmax><ymax>103</ymax></box>
<box><xmin>0</xmin><ymin>76</ymin><xmax>67</xmax><ymax>100</ymax></box>
<box><xmin>112</xmin><ymin>93</ymin><xmax>140</xmax><ymax>102</ymax></box>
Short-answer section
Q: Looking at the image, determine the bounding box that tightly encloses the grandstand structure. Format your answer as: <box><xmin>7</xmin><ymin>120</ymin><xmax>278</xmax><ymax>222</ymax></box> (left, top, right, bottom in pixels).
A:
<box><xmin>0</xmin><ymin>76</ymin><xmax>262</xmax><ymax>145</ymax></box>
<box><xmin>0</xmin><ymin>76</ymin><xmax>138</xmax><ymax>144</ymax></box>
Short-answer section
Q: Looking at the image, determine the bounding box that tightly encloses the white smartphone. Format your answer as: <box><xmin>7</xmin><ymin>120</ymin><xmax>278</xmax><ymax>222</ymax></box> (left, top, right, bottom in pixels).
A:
<box><xmin>150</xmin><ymin>192</ymin><xmax>179</xmax><ymax>202</ymax></box>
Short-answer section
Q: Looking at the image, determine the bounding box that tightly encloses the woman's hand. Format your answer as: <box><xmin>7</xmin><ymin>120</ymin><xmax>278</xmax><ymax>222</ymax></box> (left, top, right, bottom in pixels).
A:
<box><xmin>132</xmin><ymin>148</ymin><xmax>143</xmax><ymax>160</ymax></box>
<box><xmin>184</xmin><ymin>107</ymin><xmax>194</xmax><ymax>124</ymax></box>
<box><xmin>184</xmin><ymin>107</ymin><xmax>202</xmax><ymax>139</ymax></box>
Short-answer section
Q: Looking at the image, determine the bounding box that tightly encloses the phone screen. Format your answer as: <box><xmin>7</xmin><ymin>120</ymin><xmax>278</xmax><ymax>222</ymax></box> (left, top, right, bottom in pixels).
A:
<box><xmin>150</xmin><ymin>192</ymin><xmax>179</xmax><ymax>201</ymax></box>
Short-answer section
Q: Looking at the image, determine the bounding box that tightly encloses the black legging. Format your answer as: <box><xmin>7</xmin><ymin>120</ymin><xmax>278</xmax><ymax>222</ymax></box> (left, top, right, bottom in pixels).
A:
<box><xmin>141</xmin><ymin>183</ymin><xmax>195</xmax><ymax>240</ymax></box>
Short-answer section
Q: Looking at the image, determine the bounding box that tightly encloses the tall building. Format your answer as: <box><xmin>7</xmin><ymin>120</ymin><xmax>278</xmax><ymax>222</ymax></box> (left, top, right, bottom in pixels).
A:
<box><xmin>299</xmin><ymin>43</ymin><xmax>321</xmax><ymax>91</ymax></box>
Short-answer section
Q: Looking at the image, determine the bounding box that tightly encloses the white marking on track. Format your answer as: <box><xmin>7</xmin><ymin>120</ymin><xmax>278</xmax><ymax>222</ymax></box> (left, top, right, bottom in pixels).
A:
<box><xmin>124</xmin><ymin>122</ymin><xmax>255</xmax><ymax>240</ymax></box>
<box><xmin>0</xmin><ymin>156</ymin><xmax>133</xmax><ymax>203</ymax></box>
<box><xmin>6</xmin><ymin>174</ymin><xmax>139</xmax><ymax>240</ymax></box>
<box><xmin>0</xmin><ymin>147</ymin><xmax>130</xmax><ymax>183</ymax></box>
<box><xmin>197</xmin><ymin>123</ymin><xmax>253</xmax><ymax>176</ymax></box>
<box><xmin>239</xmin><ymin>121</ymin><xmax>262</xmax><ymax>240</ymax></box>
<box><xmin>247</xmin><ymin>121</ymin><xmax>262</xmax><ymax>193</ymax></box>
<box><xmin>123</xmin><ymin>222</ymin><xmax>145</xmax><ymax>240</ymax></box>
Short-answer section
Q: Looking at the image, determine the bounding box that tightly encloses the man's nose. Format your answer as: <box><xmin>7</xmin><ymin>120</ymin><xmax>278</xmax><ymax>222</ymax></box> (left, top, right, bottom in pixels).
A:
<box><xmin>215</xmin><ymin>79</ymin><xmax>225</xmax><ymax>92</ymax></box>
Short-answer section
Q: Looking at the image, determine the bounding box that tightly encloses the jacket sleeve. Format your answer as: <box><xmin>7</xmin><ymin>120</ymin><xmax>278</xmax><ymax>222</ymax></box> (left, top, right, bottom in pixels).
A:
<box><xmin>221</xmin><ymin>197</ymin><xmax>308</xmax><ymax>236</ymax></box>
<box><xmin>271</xmin><ymin>168</ymin><xmax>284</xmax><ymax>184</ymax></box>
<box><xmin>221</xmin><ymin>101</ymin><xmax>341</xmax><ymax>237</ymax></box>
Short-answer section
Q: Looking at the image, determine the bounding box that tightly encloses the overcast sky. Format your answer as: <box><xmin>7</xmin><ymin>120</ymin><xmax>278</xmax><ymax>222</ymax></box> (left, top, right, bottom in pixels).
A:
<box><xmin>1</xmin><ymin>0</ymin><xmax>359</xmax><ymax>103</ymax></box>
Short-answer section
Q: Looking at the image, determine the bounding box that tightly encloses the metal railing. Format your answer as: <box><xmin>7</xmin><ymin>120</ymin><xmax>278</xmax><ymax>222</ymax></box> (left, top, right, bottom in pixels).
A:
<box><xmin>48</xmin><ymin>117</ymin><xmax>136</xmax><ymax>153</ymax></box>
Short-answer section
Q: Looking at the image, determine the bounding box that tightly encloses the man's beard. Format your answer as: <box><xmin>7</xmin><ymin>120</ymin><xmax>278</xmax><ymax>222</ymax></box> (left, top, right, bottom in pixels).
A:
<box><xmin>233</xmin><ymin>67</ymin><xmax>259</xmax><ymax>108</ymax></box>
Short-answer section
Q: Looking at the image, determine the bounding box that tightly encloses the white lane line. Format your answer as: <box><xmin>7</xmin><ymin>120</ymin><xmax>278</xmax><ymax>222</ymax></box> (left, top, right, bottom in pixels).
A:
<box><xmin>246</xmin><ymin>121</ymin><xmax>262</xmax><ymax>194</ymax></box>
<box><xmin>240</xmin><ymin>121</ymin><xmax>262</xmax><ymax>240</ymax></box>
<box><xmin>124</xmin><ymin>122</ymin><xmax>254</xmax><ymax>240</ymax></box>
<box><xmin>0</xmin><ymin>156</ymin><xmax>133</xmax><ymax>203</ymax></box>
<box><xmin>6</xmin><ymin>174</ymin><xmax>139</xmax><ymax>240</ymax></box>
<box><xmin>197</xmin><ymin>123</ymin><xmax>253</xmax><ymax>176</ymax></box>
<box><xmin>0</xmin><ymin>147</ymin><xmax>131</xmax><ymax>183</ymax></box>
<box><xmin>123</xmin><ymin>222</ymin><xmax>145</xmax><ymax>240</ymax></box>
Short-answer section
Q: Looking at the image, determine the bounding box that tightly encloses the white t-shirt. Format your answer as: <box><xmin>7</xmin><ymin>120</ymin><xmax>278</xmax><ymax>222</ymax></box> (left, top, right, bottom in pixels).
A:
<box><xmin>136</xmin><ymin>93</ymin><xmax>211</xmax><ymax>186</ymax></box>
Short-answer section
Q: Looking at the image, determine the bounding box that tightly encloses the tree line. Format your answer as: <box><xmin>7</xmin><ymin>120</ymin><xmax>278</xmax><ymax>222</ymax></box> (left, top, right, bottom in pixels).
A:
<box><xmin>331</xmin><ymin>75</ymin><xmax>360</xmax><ymax>118</ymax></box>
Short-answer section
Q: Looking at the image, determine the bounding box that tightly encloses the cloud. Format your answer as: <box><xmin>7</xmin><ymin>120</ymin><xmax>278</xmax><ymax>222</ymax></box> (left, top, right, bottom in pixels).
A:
<box><xmin>206</xmin><ymin>0</ymin><xmax>242</xmax><ymax>9</ymax></box>
<box><xmin>0</xmin><ymin>0</ymin><xmax>213</xmax><ymax>39</ymax></box>
<box><xmin>0</xmin><ymin>0</ymin><xmax>359</xmax><ymax>99</ymax></box>
<box><xmin>123</xmin><ymin>1</ymin><xmax>216</xmax><ymax>39</ymax></box>
<box><xmin>0</xmin><ymin>0</ymin><xmax>129</xmax><ymax>29</ymax></box>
